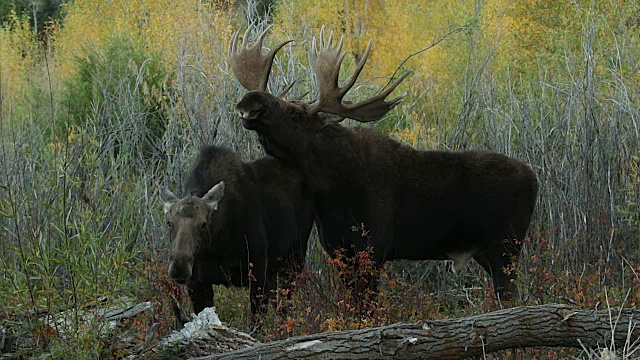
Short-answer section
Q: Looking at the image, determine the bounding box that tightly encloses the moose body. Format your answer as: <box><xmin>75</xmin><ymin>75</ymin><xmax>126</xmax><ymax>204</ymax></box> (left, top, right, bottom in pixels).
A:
<box><xmin>304</xmin><ymin>126</ymin><xmax>537</xmax><ymax>265</ymax></box>
<box><xmin>230</xmin><ymin>27</ymin><xmax>538</xmax><ymax>300</ymax></box>
<box><xmin>161</xmin><ymin>145</ymin><xmax>315</xmax><ymax>321</ymax></box>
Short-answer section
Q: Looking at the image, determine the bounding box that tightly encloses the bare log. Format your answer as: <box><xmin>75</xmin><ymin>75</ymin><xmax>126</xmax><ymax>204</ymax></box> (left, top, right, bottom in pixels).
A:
<box><xmin>193</xmin><ymin>304</ymin><xmax>639</xmax><ymax>359</ymax></box>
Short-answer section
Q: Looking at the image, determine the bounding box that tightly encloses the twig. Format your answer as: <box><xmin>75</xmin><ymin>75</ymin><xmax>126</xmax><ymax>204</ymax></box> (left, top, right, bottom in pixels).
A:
<box><xmin>383</xmin><ymin>26</ymin><xmax>467</xmax><ymax>91</ymax></box>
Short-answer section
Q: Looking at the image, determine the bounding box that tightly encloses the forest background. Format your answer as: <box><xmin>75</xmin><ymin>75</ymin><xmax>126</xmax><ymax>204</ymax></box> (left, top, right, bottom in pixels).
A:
<box><xmin>0</xmin><ymin>0</ymin><xmax>639</xmax><ymax>358</ymax></box>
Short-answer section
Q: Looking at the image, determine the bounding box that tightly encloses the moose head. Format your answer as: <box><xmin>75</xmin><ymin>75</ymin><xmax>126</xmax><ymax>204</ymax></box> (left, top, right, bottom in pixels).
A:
<box><xmin>231</xmin><ymin>26</ymin><xmax>410</xmax><ymax>161</ymax></box>
<box><xmin>160</xmin><ymin>182</ymin><xmax>225</xmax><ymax>284</ymax></box>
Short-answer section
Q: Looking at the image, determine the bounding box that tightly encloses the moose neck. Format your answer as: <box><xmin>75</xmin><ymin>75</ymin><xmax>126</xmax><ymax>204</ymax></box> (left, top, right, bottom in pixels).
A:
<box><xmin>258</xmin><ymin>119</ymin><xmax>364</xmax><ymax>195</ymax></box>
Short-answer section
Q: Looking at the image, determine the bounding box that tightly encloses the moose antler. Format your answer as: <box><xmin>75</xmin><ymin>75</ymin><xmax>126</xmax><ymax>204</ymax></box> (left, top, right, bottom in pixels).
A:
<box><xmin>309</xmin><ymin>27</ymin><xmax>410</xmax><ymax>122</ymax></box>
<box><xmin>229</xmin><ymin>25</ymin><xmax>293</xmax><ymax>94</ymax></box>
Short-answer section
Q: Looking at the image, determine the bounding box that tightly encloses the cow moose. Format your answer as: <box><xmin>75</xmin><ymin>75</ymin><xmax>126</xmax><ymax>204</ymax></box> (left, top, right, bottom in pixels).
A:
<box><xmin>229</xmin><ymin>27</ymin><xmax>539</xmax><ymax>301</ymax></box>
<box><xmin>160</xmin><ymin>145</ymin><xmax>315</xmax><ymax>324</ymax></box>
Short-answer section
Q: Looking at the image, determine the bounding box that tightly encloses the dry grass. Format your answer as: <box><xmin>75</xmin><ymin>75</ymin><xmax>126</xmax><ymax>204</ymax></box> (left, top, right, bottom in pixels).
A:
<box><xmin>0</xmin><ymin>0</ymin><xmax>638</xmax><ymax>358</ymax></box>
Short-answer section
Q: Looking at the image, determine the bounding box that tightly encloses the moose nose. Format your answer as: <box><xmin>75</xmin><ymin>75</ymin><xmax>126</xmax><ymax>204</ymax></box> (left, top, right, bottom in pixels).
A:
<box><xmin>168</xmin><ymin>266</ymin><xmax>191</xmax><ymax>284</ymax></box>
<box><xmin>235</xmin><ymin>92</ymin><xmax>264</xmax><ymax>120</ymax></box>
<box><xmin>168</xmin><ymin>253</ymin><xmax>194</xmax><ymax>283</ymax></box>
<box><xmin>172</xmin><ymin>276</ymin><xmax>188</xmax><ymax>285</ymax></box>
<box><xmin>235</xmin><ymin>107</ymin><xmax>259</xmax><ymax>120</ymax></box>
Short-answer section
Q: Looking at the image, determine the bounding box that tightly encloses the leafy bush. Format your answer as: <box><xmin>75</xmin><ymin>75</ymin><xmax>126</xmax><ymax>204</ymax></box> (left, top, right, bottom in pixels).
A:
<box><xmin>58</xmin><ymin>34</ymin><xmax>170</xmax><ymax>159</ymax></box>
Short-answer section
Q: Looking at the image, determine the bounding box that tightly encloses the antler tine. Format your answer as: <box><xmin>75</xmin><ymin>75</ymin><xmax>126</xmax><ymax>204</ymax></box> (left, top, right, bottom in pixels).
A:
<box><xmin>229</xmin><ymin>25</ymin><xmax>293</xmax><ymax>92</ymax></box>
<box><xmin>312</xmin><ymin>27</ymin><xmax>345</xmax><ymax>99</ymax></box>
<box><xmin>346</xmin><ymin>71</ymin><xmax>410</xmax><ymax>122</ymax></box>
<box><xmin>310</xmin><ymin>28</ymin><xmax>410</xmax><ymax>123</ymax></box>
<box><xmin>276</xmin><ymin>80</ymin><xmax>296</xmax><ymax>98</ymax></box>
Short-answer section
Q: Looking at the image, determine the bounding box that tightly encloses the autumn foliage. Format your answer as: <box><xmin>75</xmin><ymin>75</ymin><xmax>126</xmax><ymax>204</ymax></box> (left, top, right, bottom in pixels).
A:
<box><xmin>0</xmin><ymin>0</ymin><xmax>639</xmax><ymax>358</ymax></box>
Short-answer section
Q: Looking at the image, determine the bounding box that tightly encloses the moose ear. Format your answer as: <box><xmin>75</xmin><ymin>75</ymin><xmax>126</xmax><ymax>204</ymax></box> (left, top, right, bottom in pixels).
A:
<box><xmin>202</xmin><ymin>181</ymin><xmax>225</xmax><ymax>210</ymax></box>
<box><xmin>160</xmin><ymin>187</ymin><xmax>178</xmax><ymax>214</ymax></box>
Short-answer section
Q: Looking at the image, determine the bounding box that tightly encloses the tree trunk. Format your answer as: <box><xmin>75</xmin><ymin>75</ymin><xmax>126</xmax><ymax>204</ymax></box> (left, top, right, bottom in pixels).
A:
<box><xmin>193</xmin><ymin>304</ymin><xmax>639</xmax><ymax>360</ymax></box>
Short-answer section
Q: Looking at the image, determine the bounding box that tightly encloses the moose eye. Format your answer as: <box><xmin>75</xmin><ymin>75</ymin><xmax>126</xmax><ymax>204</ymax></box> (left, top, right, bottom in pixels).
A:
<box><xmin>200</xmin><ymin>221</ymin><xmax>207</xmax><ymax>229</ymax></box>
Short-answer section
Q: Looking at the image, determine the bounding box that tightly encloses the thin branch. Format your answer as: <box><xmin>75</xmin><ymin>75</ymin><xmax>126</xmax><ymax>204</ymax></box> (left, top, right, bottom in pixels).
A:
<box><xmin>383</xmin><ymin>26</ymin><xmax>467</xmax><ymax>90</ymax></box>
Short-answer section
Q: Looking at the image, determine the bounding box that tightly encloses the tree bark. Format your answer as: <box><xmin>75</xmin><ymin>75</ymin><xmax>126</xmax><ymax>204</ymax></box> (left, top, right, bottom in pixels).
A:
<box><xmin>193</xmin><ymin>304</ymin><xmax>639</xmax><ymax>360</ymax></box>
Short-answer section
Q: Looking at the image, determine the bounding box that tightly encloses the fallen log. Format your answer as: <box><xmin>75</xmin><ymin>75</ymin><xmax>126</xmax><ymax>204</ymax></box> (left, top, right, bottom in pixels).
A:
<box><xmin>192</xmin><ymin>304</ymin><xmax>639</xmax><ymax>359</ymax></box>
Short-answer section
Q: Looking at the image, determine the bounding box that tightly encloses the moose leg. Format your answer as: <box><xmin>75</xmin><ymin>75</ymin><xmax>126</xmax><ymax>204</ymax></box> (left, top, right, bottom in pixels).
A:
<box><xmin>475</xmin><ymin>238</ymin><xmax>522</xmax><ymax>303</ymax></box>
<box><xmin>188</xmin><ymin>282</ymin><xmax>214</xmax><ymax>315</ymax></box>
<box><xmin>276</xmin><ymin>248</ymin><xmax>307</xmax><ymax>316</ymax></box>
<box><xmin>171</xmin><ymin>298</ymin><xmax>191</xmax><ymax>326</ymax></box>
<box><xmin>346</xmin><ymin>250</ymin><xmax>383</xmax><ymax>316</ymax></box>
<box><xmin>357</xmin><ymin>263</ymin><xmax>381</xmax><ymax>311</ymax></box>
<box><xmin>248</xmin><ymin>266</ymin><xmax>277</xmax><ymax>328</ymax></box>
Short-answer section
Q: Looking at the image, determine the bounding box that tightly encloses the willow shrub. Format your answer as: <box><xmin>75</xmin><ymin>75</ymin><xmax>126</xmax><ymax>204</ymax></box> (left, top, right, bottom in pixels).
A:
<box><xmin>58</xmin><ymin>34</ymin><xmax>171</xmax><ymax>158</ymax></box>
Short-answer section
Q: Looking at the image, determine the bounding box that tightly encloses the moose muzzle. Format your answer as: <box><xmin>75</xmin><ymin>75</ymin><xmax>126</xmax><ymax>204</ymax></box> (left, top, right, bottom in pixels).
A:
<box><xmin>168</xmin><ymin>251</ymin><xmax>194</xmax><ymax>284</ymax></box>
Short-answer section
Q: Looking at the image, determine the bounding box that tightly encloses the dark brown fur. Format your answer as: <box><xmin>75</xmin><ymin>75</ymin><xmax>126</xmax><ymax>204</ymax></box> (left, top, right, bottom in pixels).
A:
<box><xmin>236</xmin><ymin>90</ymin><xmax>539</xmax><ymax>300</ymax></box>
<box><xmin>161</xmin><ymin>145</ymin><xmax>315</xmax><ymax>323</ymax></box>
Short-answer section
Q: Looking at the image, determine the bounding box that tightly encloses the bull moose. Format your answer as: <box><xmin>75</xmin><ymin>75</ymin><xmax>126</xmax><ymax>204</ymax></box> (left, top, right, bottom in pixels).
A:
<box><xmin>229</xmin><ymin>27</ymin><xmax>539</xmax><ymax>301</ymax></box>
<box><xmin>160</xmin><ymin>145</ymin><xmax>315</xmax><ymax>323</ymax></box>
